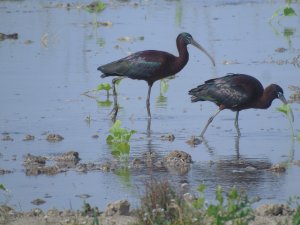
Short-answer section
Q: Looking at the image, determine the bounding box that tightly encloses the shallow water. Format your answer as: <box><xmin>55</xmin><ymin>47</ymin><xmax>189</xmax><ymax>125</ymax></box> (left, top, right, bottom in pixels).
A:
<box><xmin>1</xmin><ymin>0</ymin><xmax>300</xmax><ymax>211</ymax></box>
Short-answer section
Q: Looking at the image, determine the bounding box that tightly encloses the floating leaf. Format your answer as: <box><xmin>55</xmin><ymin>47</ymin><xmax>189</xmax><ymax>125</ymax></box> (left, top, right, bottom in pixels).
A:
<box><xmin>86</xmin><ymin>1</ymin><xmax>106</xmax><ymax>13</ymax></box>
<box><xmin>270</xmin><ymin>4</ymin><xmax>296</xmax><ymax>21</ymax></box>
<box><xmin>283</xmin><ymin>6</ymin><xmax>296</xmax><ymax>16</ymax></box>
<box><xmin>0</xmin><ymin>184</ymin><xmax>7</xmax><ymax>191</ymax></box>
<box><xmin>97</xmin><ymin>83</ymin><xmax>111</xmax><ymax>91</ymax></box>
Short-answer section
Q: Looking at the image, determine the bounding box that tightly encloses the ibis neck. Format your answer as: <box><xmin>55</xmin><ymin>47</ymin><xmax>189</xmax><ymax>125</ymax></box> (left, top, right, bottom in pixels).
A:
<box><xmin>252</xmin><ymin>92</ymin><xmax>275</xmax><ymax>109</ymax></box>
<box><xmin>175</xmin><ymin>42</ymin><xmax>189</xmax><ymax>72</ymax></box>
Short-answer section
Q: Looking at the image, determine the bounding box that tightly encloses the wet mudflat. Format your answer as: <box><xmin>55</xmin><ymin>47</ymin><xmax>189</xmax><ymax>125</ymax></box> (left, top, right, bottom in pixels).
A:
<box><xmin>1</xmin><ymin>0</ymin><xmax>300</xmax><ymax>213</ymax></box>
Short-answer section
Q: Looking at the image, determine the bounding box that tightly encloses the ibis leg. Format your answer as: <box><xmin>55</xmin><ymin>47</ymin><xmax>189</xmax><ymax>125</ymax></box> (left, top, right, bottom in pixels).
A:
<box><xmin>110</xmin><ymin>77</ymin><xmax>124</xmax><ymax>121</ymax></box>
<box><xmin>146</xmin><ymin>83</ymin><xmax>153</xmax><ymax>118</ymax></box>
<box><xmin>234</xmin><ymin>111</ymin><xmax>241</xmax><ymax>137</ymax></box>
<box><xmin>200</xmin><ymin>109</ymin><xmax>221</xmax><ymax>137</ymax></box>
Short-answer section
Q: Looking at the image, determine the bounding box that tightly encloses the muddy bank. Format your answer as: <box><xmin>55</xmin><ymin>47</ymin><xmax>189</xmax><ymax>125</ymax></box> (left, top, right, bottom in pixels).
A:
<box><xmin>0</xmin><ymin>202</ymin><xmax>296</xmax><ymax>225</ymax></box>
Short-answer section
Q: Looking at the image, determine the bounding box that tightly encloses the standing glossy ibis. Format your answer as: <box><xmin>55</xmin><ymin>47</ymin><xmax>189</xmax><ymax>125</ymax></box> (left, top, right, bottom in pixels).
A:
<box><xmin>98</xmin><ymin>32</ymin><xmax>215</xmax><ymax>119</ymax></box>
<box><xmin>189</xmin><ymin>73</ymin><xmax>294</xmax><ymax>137</ymax></box>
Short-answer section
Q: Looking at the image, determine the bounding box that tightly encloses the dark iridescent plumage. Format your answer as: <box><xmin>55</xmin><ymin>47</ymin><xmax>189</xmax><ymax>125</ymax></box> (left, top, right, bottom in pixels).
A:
<box><xmin>98</xmin><ymin>32</ymin><xmax>215</xmax><ymax>119</ymax></box>
<box><xmin>189</xmin><ymin>73</ymin><xmax>294</xmax><ymax>137</ymax></box>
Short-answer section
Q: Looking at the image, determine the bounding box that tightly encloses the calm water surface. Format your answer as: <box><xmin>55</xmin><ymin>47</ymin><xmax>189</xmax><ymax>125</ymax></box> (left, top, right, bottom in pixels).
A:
<box><xmin>0</xmin><ymin>0</ymin><xmax>300</xmax><ymax>211</ymax></box>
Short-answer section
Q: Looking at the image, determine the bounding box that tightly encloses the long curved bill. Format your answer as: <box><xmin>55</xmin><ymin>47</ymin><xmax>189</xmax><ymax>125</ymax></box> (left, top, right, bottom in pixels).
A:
<box><xmin>191</xmin><ymin>39</ymin><xmax>215</xmax><ymax>66</ymax></box>
<box><xmin>279</xmin><ymin>93</ymin><xmax>294</xmax><ymax>122</ymax></box>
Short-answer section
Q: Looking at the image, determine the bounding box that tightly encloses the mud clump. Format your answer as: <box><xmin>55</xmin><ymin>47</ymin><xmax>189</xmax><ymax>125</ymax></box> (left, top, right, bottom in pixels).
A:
<box><xmin>25</xmin><ymin>165</ymin><xmax>64</xmax><ymax>176</ymax></box>
<box><xmin>164</xmin><ymin>150</ymin><xmax>192</xmax><ymax>165</ymax></box>
<box><xmin>160</xmin><ymin>133</ymin><xmax>175</xmax><ymax>141</ymax></box>
<box><xmin>76</xmin><ymin>162</ymin><xmax>108</xmax><ymax>173</ymax></box>
<box><xmin>23</xmin><ymin>152</ymin><xmax>80</xmax><ymax>176</ymax></box>
<box><xmin>275</xmin><ymin>47</ymin><xmax>287</xmax><ymax>53</ymax></box>
<box><xmin>289</xmin><ymin>85</ymin><xmax>300</xmax><ymax>103</ymax></box>
<box><xmin>269</xmin><ymin>164</ymin><xmax>286</xmax><ymax>173</ymax></box>
<box><xmin>255</xmin><ymin>204</ymin><xmax>294</xmax><ymax>216</ymax></box>
<box><xmin>46</xmin><ymin>134</ymin><xmax>64</xmax><ymax>142</ymax></box>
<box><xmin>0</xmin><ymin>168</ymin><xmax>14</xmax><ymax>175</ymax></box>
<box><xmin>54</xmin><ymin>151</ymin><xmax>80</xmax><ymax>168</ymax></box>
<box><xmin>186</xmin><ymin>136</ymin><xmax>202</xmax><ymax>146</ymax></box>
<box><xmin>1</xmin><ymin>135</ymin><xmax>14</xmax><ymax>141</ymax></box>
<box><xmin>23</xmin><ymin>135</ymin><xmax>35</xmax><ymax>141</ymax></box>
<box><xmin>163</xmin><ymin>150</ymin><xmax>192</xmax><ymax>174</ymax></box>
<box><xmin>0</xmin><ymin>32</ymin><xmax>18</xmax><ymax>41</ymax></box>
<box><xmin>105</xmin><ymin>199</ymin><xmax>130</xmax><ymax>216</ymax></box>
<box><xmin>54</xmin><ymin>151</ymin><xmax>80</xmax><ymax>162</ymax></box>
<box><xmin>24</xmin><ymin>154</ymin><xmax>47</xmax><ymax>165</ymax></box>
<box><xmin>31</xmin><ymin>199</ymin><xmax>46</xmax><ymax>206</ymax></box>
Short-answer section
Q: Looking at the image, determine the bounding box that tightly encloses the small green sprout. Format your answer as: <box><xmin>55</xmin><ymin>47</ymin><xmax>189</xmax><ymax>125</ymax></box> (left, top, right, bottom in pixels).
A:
<box><xmin>106</xmin><ymin>120</ymin><xmax>136</xmax><ymax>144</ymax></box>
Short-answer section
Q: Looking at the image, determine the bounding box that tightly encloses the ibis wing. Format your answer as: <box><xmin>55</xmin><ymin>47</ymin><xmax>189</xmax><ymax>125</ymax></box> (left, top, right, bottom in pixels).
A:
<box><xmin>189</xmin><ymin>75</ymin><xmax>250</xmax><ymax>108</ymax></box>
<box><xmin>99</xmin><ymin>51</ymin><xmax>162</xmax><ymax>79</ymax></box>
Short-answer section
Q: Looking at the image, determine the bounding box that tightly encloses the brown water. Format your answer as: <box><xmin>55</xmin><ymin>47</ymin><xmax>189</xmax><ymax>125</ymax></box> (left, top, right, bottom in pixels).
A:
<box><xmin>1</xmin><ymin>0</ymin><xmax>300</xmax><ymax>211</ymax></box>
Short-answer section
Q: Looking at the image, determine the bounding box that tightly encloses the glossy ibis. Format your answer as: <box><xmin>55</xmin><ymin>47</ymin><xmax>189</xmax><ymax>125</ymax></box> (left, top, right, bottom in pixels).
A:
<box><xmin>189</xmin><ymin>73</ymin><xmax>294</xmax><ymax>137</ymax></box>
<box><xmin>98</xmin><ymin>32</ymin><xmax>215</xmax><ymax>119</ymax></box>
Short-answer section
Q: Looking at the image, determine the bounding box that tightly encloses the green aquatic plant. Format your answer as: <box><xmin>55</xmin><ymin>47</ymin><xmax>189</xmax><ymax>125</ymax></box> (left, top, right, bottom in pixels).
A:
<box><xmin>0</xmin><ymin>184</ymin><xmax>7</xmax><ymax>192</ymax></box>
<box><xmin>204</xmin><ymin>186</ymin><xmax>254</xmax><ymax>225</ymax></box>
<box><xmin>106</xmin><ymin>120</ymin><xmax>136</xmax><ymax>144</ymax></box>
<box><xmin>85</xmin><ymin>1</ymin><xmax>106</xmax><ymax>13</ymax></box>
<box><xmin>137</xmin><ymin>181</ymin><xmax>254</xmax><ymax>225</ymax></box>
<box><xmin>287</xmin><ymin>196</ymin><xmax>300</xmax><ymax>225</ymax></box>
<box><xmin>270</xmin><ymin>0</ymin><xmax>297</xmax><ymax>21</ymax></box>
<box><xmin>277</xmin><ymin>103</ymin><xmax>295</xmax><ymax>136</ymax></box>
<box><xmin>96</xmin><ymin>83</ymin><xmax>111</xmax><ymax>98</ymax></box>
<box><xmin>106</xmin><ymin>120</ymin><xmax>135</xmax><ymax>161</ymax></box>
